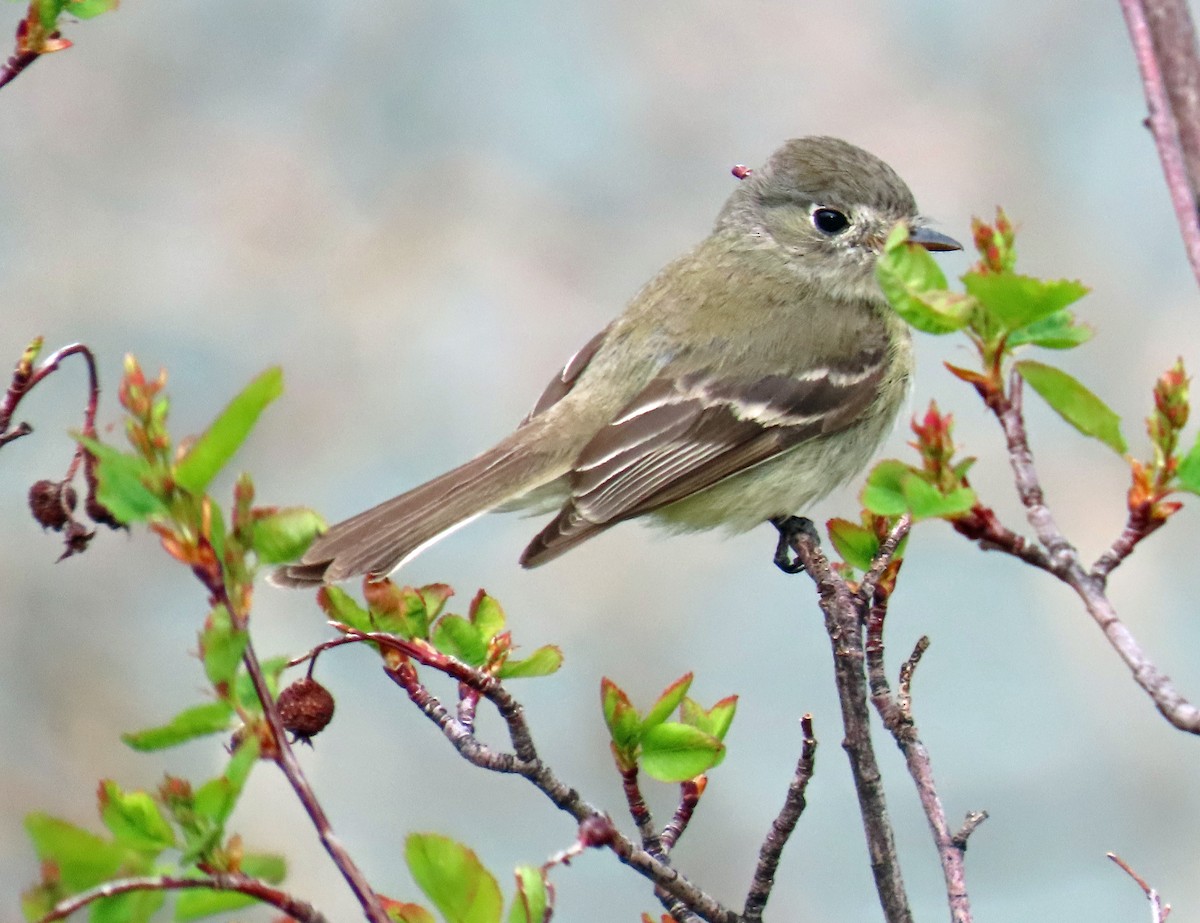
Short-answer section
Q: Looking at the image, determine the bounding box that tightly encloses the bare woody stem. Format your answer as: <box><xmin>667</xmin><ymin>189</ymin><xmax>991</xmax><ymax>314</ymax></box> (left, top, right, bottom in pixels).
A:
<box><xmin>784</xmin><ymin>530</ymin><xmax>913</xmax><ymax>923</ymax></box>
<box><xmin>37</xmin><ymin>873</ymin><xmax>328</xmax><ymax>923</ymax></box>
<box><xmin>343</xmin><ymin>630</ymin><xmax>739</xmax><ymax>923</ymax></box>
<box><xmin>866</xmin><ymin>616</ymin><xmax>983</xmax><ymax>923</ymax></box>
<box><xmin>0</xmin><ymin>341</ymin><xmax>100</xmax><ymax>451</ymax></box>
<box><xmin>0</xmin><ymin>46</ymin><xmax>39</xmax><ymax>93</ymax></box>
<box><xmin>986</xmin><ymin>374</ymin><xmax>1200</xmax><ymax>732</ymax></box>
<box><xmin>741</xmin><ymin>714</ymin><xmax>817</xmax><ymax>923</ymax></box>
<box><xmin>1118</xmin><ymin>0</ymin><xmax>1200</xmax><ymax>289</ymax></box>
<box><xmin>208</xmin><ymin>594</ymin><xmax>386</xmax><ymax>923</ymax></box>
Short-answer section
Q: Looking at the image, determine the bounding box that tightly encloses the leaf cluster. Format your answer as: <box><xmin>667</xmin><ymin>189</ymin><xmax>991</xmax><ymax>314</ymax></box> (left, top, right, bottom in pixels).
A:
<box><xmin>602</xmin><ymin>673</ymin><xmax>737</xmax><ymax>783</ymax></box>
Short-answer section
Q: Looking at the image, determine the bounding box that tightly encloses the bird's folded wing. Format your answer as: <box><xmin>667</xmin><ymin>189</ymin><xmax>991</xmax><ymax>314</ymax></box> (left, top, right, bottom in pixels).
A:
<box><xmin>520</xmin><ymin>351</ymin><xmax>887</xmax><ymax>566</ymax></box>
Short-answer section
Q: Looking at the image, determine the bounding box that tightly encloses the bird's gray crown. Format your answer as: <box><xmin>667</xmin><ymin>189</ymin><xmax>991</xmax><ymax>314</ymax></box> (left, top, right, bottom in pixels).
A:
<box><xmin>720</xmin><ymin>136</ymin><xmax>919</xmax><ymax>226</ymax></box>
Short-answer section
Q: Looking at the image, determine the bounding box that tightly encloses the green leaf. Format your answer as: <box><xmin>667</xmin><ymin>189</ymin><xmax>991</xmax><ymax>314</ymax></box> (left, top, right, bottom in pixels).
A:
<box><xmin>640</xmin><ymin>723</ymin><xmax>725</xmax><ymax>782</ymax></box>
<box><xmin>20</xmin><ymin>877</ymin><xmax>58</xmax><ymax>923</ymax></box>
<box><xmin>193</xmin><ymin>736</ymin><xmax>259</xmax><ymax>827</ymax></box>
<box><xmin>171</xmin><ymin>856</ymin><xmax>285</xmax><ymax>919</ymax></box>
<box><xmin>1007</xmin><ymin>310</ymin><xmax>1093</xmax><ymax>350</ymax></box>
<box><xmin>36</xmin><ymin>0</ymin><xmax>67</xmax><ymax>31</ymax></box>
<box><xmin>364</xmin><ymin>582</ymin><xmax>432</xmax><ymax>640</ymax></box>
<box><xmin>467</xmin><ymin>591</ymin><xmax>507</xmax><ymax>643</ymax></box>
<box><xmin>383</xmin><ymin>901</ymin><xmax>438</xmax><ymax>923</ymax></box>
<box><xmin>861</xmin><ymin>461</ymin><xmax>914</xmax><ymax>517</ymax></box>
<box><xmin>78</xmin><ymin>438</ymin><xmax>168</xmax><ymax>523</ymax></box>
<box><xmin>24</xmin><ymin>814</ymin><xmax>129</xmax><ymax>892</ymax></box>
<box><xmin>91</xmin><ymin>889</ymin><xmax>163</xmax><ymax>923</ymax></box>
<box><xmin>496</xmin><ymin>645</ymin><xmax>563</xmax><ymax>679</ymax></box>
<box><xmin>318</xmin><ymin>585</ymin><xmax>374</xmax><ymax>633</ymax></box>
<box><xmin>433</xmin><ymin>615</ymin><xmax>488</xmax><ymax>666</ymax></box>
<box><xmin>406</xmin><ymin>833</ymin><xmax>504</xmax><ymax>923</ymax></box>
<box><xmin>173</xmin><ymin>367</ymin><xmax>283</xmax><ymax>494</ymax></box>
<box><xmin>122</xmin><ymin>701</ymin><xmax>234</xmax><ymax>751</ymax></box>
<box><xmin>241</xmin><ymin>852</ymin><xmax>286</xmax><ymax>881</ymax></box>
<box><xmin>641</xmin><ymin>673</ymin><xmax>693</xmax><ymax>732</ymax></box>
<box><xmin>419</xmin><ymin>584</ymin><xmax>455</xmax><ymax>622</ymax></box>
<box><xmin>678</xmin><ymin>695</ymin><xmax>737</xmax><ymax>742</ymax></box>
<box><xmin>200</xmin><ymin>606</ymin><xmax>247</xmax><ymax>690</ymax></box>
<box><xmin>507</xmin><ymin>866</ymin><xmax>551</xmax><ymax>923</ymax></box>
<box><xmin>98</xmin><ymin>781</ymin><xmax>176</xmax><ymax>853</ymax></box>
<box><xmin>600</xmin><ymin>678</ymin><xmax>640</xmax><ymax>752</ymax></box>
<box><xmin>251</xmin><ymin>507</ymin><xmax>326</xmax><ymax>564</ymax></box>
<box><xmin>876</xmin><ymin>226</ymin><xmax>973</xmax><ymax>335</ymax></box>
<box><xmin>1015</xmin><ymin>360</ymin><xmax>1127</xmax><ymax>454</ymax></box>
<box><xmin>175</xmin><ymin>888</ymin><xmax>257</xmax><ymax>921</ymax></box>
<box><xmin>64</xmin><ymin>0</ymin><xmax>117</xmax><ymax>17</ymax></box>
<box><xmin>827</xmin><ymin>517</ymin><xmax>879</xmax><ymax>570</ymax></box>
<box><xmin>899</xmin><ymin>476</ymin><xmax>977</xmax><ymax>521</ymax></box>
<box><xmin>1177</xmin><ymin>430</ymin><xmax>1200</xmax><ymax>494</ymax></box>
<box><xmin>963</xmin><ymin>272</ymin><xmax>1089</xmax><ymax>332</ymax></box>
<box><xmin>862</xmin><ymin>461</ymin><xmax>974</xmax><ymax>520</ymax></box>
<box><xmin>234</xmin><ymin>655</ymin><xmax>289</xmax><ymax>711</ymax></box>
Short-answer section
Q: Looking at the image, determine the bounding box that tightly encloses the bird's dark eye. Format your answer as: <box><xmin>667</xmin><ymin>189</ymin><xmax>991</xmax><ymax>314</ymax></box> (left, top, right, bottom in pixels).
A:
<box><xmin>812</xmin><ymin>207</ymin><xmax>850</xmax><ymax>235</ymax></box>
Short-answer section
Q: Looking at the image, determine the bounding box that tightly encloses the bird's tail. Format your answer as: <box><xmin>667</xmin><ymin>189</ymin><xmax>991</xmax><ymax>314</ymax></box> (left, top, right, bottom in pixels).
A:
<box><xmin>271</xmin><ymin>430</ymin><xmax>568</xmax><ymax>588</ymax></box>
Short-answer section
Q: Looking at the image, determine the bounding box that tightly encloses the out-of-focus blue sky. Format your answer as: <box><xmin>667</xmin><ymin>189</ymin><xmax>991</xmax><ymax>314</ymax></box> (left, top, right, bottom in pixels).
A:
<box><xmin>3</xmin><ymin>2</ymin><xmax>1200</xmax><ymax>920</ymax></box>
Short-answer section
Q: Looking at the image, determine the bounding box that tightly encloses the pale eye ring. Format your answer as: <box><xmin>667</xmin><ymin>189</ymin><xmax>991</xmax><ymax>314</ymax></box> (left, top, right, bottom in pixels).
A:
<box><xmin>812</xmin><ymin>207</ymin><xmax>850</xmax><ymax>235</ymax></box>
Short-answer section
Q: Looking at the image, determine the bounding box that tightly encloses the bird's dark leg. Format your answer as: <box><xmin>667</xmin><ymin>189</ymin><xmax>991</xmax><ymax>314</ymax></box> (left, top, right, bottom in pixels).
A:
<box><xmin>771</xmin><ymin>516</ymin><xmax>820</xmax><ymax>574</ymax></box>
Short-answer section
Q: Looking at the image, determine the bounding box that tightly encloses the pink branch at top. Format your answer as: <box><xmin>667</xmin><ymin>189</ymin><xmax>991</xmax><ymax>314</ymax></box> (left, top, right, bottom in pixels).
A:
<box><xmin>1119</xmin><ymin>0</ymin><xmax>1200</xmax><ymax>289</ymax></box>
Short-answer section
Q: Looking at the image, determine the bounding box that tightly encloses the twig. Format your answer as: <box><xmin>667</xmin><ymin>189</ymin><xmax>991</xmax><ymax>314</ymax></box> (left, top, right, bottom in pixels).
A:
<box><xmin>659</xmin><ymin>778</ymin><xmax>704</xmax><ymax>856</ymax></box>
<box><xmin>953</xmin><ymin>812</ymin><xmax>989</xmax><ymax>851</ymax></box>
<box><xmin>0</xmin><ymin>340</ymin><xmax>100</xmax><ymax>450</ymax></box>
<box><xmin>243</xmin><ymin>642</ymin><xmax>388</xmax><ymax>923</ymax></box>
<box><xmin>0</xmin><ymin>17</ymin><xmax>43</xmax><ymax>94</ymax></box>
<box><xmin>1108</xmin><ymin>852</ymin><xmax>1173</xmax><ymax>923</ymax></box>
<box><xmin>620</xmin><ymin>766</ymin><xmax>661</xmax><ymax>853</ymax></box>
<box><xmin>985</xmin><ymin>376</ymin><xmax>1200</xmax><ymax>732</ymax></box>
<box><xmin>1118</xmin><ymin>0</ymin><xmax>1200</xmax><ymax>289</ymax></box>
<box><xmin>951</xmin><ymin>504</ymin><xmax>1053</xmax><ymax>572</ymax></box>
<box><xmin>1091</xmin><ymin>504</ymin><xmax>1163</xmax><ymax>581</ymax></box>
<box><xmin>337</xmin><ymin>629</ymin><xmax>739</xmax><ymax>923</ymax></box>
<box><xmin>784</xmin><ymin>529</ymin><xmax>913</xmax><ymax>923</ymax></box>
<box><xmin>866</xmin><ymin>619</ymin><xmax>979</xmax><ymax>923</ymax></box>
<box><xmin>742</xmin><ymin>714</ymin><xmax>817</xmax><ymax>923</ymax></box>
<box><xmin>36</xmin><ymin>872</ymin><xmax>328</xmax><ymax>923</ymax></box>
<box><xmin>204</xmin><ymin>596</ymin><xmax>386</xmax><ymax>923</ymax></box>
<box><xmin>858</xmin><ymin>514</ymin><xmax>912</xmax><ymax>603</ymax></box>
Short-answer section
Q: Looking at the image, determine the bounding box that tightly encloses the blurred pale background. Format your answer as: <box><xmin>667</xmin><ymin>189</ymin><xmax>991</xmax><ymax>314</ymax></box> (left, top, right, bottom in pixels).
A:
<box><xmin>3</xmin><ymin>2</ymin><xmax>1200</xmax><ymax>920</ymax></box>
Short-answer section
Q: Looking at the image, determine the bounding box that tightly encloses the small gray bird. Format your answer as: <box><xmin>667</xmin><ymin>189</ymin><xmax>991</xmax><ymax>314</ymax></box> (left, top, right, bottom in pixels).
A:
<box><xmin>274</xmin><ymin>136</ymin><xmax>959</xmax><ymax>587</ymax></box>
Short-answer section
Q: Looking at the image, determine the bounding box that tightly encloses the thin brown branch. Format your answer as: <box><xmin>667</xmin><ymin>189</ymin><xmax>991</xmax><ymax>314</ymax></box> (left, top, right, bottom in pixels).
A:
<box><xmin>1118</xmin><ymin>0</ymin><xmax>1200</xmax><ymax>288</ymax></box>
<box><xmin>784</xmin><ymin>529</ymin><xmax>912</xmax><ymax>923</ymax></box>
<box><xmin>659</xmin><ymin>778</ymin><xmax>704</xmax><ymax>856</ymax></box>
<box><xmin>36</xmin><ymin>873</ymin><xmax>328</xmax><ymax>923</ymax></box>
<box><xmin>620</xmin><ymin>766</ymin><xmax>661</xmax><ymax>853</ymax></box>
<box><xmin>867</xmin><ymin>622</ymin><xmax>977</xmax><ymax>923</ymax></box>
<box><xmin>1091</xmin><ymin>504</ymin><xmax>1165</xmax><ymax>581</ymax></box>
<box><xmin>857</xmin><ymin>514</ymin><xmax>912</xmax><ymax>602</ymax></box>
<box><xmin>952</xmin><ymin>812</ymin><xmax>989</xmax><ymax>851</ymax></box>
<box><xmin>1108</xmin><ymin>852</ymin><xmax>1173</xmax><ymax>923</ymax></box>
<box><xmin>337</xmin><ymin>629</ymin><xmax>739</xmax><ymax>923</ymax></box>
<box><xmin>207</xmin><ymin>604</ymin><xmax>385</xmax><ymax>923</ymax></box>
<box><xmin>240</xmin><ymin>641</ymin><xmax>388</xmax><ymax>923</ymax></box>
<box><xmin>0</xmin><ymin>340</ymin><xmax>100</xmax><ymax>448</ymax></box>
<box><xmin>742</xmin><ymin>714</ymin><xmax>817</xmax><ymax>923</ymax></box>
<box><xmin>951</xmin><ymin>504</ymin><xmax>1053</xmax><ymax>572</ymax></box>
<box><xmin>984</xmin><ymin>376</ymin><xmax>1200</xmax><ymax>732</ymax></box>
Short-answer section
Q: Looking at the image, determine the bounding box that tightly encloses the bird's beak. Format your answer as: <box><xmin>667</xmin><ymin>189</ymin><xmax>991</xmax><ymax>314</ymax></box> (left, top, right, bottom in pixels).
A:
<box><xmin>909</xmin><ymin>225</ymin><xmax>962</xmax><ymax>252</ymax></box>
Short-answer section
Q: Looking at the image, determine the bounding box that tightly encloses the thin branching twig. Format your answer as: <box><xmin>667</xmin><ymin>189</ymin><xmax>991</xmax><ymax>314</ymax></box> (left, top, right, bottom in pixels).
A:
<box><xmin>37</xmin><ymin>873</ymin><xmax>328</xmax><ymax>923</ymax></box>
<box><xmin>782</xmin><ymin>529</ymin><xmax>914</xmax><ymax>923</ymax></box>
